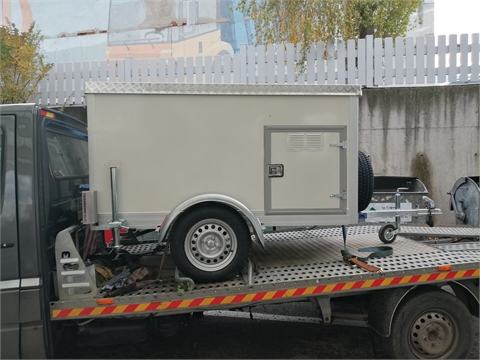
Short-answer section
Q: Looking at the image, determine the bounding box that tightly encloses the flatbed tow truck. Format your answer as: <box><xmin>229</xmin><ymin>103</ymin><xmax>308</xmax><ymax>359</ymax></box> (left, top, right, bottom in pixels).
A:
<box><xmin>1</xmin><ymin>99</ymin><xmax>478</xmax><ymax>359</ymax></box>
<box><xmin>51</xmin><ymin>223</ymin><xmax>479</xmax><ymax>359</ymax></box>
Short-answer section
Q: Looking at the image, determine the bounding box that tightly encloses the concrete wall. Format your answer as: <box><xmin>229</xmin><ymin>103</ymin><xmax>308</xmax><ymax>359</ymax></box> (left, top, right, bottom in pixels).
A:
<box><xmin>63</xmin><ymin>83</ymin><xmax>480</xmax><ymax>225</ymax></box>
<box><xmin>359</xmin><ymin>84</ymin><xmax>480</xmax><ymax>225</ymax></box>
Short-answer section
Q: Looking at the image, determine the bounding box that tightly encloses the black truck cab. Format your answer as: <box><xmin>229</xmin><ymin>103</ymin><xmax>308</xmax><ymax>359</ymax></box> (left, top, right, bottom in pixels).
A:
<box><xmin>0</xmin><ymin>104</ymin><xmax>88</xmax><ymax>358</ymax></box>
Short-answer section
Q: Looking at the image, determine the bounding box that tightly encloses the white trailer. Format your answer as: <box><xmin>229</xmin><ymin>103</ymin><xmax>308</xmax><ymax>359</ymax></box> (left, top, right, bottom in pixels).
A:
<box><xmin>83</xmin><ymin>83</ymin><xmax>371</xmax><ymax>282</ymax></box>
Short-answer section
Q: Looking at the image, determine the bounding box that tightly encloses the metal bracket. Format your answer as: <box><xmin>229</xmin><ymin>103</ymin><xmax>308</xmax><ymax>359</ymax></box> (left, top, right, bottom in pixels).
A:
<box><xmin>330</xmin><ymin>141</ymin><xmax>347</xmax><ymax>149</ymax></box>
<box><xmin>175</xmin><ymin>268</ymin><xmax>195</xmax><ymax>293</ymax></box>
<box><xmin>55</xmin><ymin>226</ymin><xmax>98</xmax><ymax>300</ymax></box>
<box><xmin>311</xmin><ymin>296</ymin><xmax>332</xmax><ymax>324</ymax></box>
<box><xmin>241</xmin><ymin>258</ymin><xmax>255</xmax><ymax>287</ymax></box>
<box><xmin>330</xmin><ymin>191</ymin><xmax>347</xmax><ymax>200</ymax></box>
<box><xmin>108</xmin><ymin>219</ymin><xmax>128</xmax><ymax>230</ymax></box>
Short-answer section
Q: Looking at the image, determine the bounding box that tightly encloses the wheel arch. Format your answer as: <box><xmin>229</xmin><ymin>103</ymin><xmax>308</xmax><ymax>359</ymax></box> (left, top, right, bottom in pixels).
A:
<box><xmin>368</xmin><ymin>282</ymin><xmax>478</xmax><ymax>337</ymax></box>
<box><xmin>157</xmin><ymin>194</ymin><xmax>265</xmax><ymax>248</ymax></box>
<box><xmin>448</xmin><ymin>279</ymin><xmax>479</xmax><ymax>317</ymax></box>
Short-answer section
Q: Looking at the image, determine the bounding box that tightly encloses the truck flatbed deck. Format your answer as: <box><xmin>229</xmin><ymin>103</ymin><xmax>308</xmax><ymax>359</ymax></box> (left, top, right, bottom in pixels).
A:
<box><xmin>51</xmin><ymin>225</ymin><xmax>479</xmax><ymax>320</ymax></box>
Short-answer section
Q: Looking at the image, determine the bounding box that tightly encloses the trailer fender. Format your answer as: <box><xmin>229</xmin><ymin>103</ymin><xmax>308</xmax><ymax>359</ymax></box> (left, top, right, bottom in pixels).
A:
<box><xmin>157</xmin><ymin>194</ymin><xmax>265</xmax><ymax>248</ymax></box>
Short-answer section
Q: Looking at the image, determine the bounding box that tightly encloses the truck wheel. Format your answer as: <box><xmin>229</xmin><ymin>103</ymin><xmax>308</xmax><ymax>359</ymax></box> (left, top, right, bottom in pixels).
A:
<box><xmin>169</xmin><ymin>205</ymin><xmax>251</xmax><ymax>283</ymax></box>
<box><xmin>382</xmin><ymin>287</ymin><xmax>474</xmax><ymax>359</ymax></box>
<box><xmin>379</xmin><ymin>224</ymin><xmax>397</xmax><ymax>243</ymax></box>
<box><xmin>358</xmin><ymin>151</ymin><xmax>374</xmax><ymax>212</ymax></box>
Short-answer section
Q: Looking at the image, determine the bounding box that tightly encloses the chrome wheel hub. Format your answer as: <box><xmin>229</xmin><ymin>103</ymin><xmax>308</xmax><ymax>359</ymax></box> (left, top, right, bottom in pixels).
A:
<box><xmin>184</xmin><ymin>219</ymin><xmax>237</xmax><ymax>272</ymax></box>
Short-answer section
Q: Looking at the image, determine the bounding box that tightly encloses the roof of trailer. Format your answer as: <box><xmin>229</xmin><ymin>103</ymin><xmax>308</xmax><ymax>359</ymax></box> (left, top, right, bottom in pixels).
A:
<box><xmin>84</xmin><ymin>82</ymin><xmax>362</xmax><ymax>96</ymax></box>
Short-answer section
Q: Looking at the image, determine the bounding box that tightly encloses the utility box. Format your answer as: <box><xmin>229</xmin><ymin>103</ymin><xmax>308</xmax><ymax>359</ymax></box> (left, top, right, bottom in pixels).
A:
<box><xmin>364</xmin><ymin>176</ymin><xmax>428</xmax><ymax>224</ymax></box>
<box><xmin>449</xmin><ymin>176</ymin><xmax>480</xmax><ymax>227</ymax></box>
<box><xmin>84</xmin><ymin>83</ymin><xmax>361</xmax><ymax>230</ymax></box>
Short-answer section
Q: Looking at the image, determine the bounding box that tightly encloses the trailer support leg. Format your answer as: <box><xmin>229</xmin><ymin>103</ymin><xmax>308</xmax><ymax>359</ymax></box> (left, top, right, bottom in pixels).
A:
<box><xmin>108</xmin><ymin>167</ymin><xmax>129</xmax><ymax>248</ymax></box>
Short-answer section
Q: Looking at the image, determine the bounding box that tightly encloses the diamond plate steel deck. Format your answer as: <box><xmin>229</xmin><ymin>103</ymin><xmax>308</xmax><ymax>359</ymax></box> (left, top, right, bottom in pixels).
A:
<box><xmin>84</xmin><ymin>82</ymin><xmax>362</xmax><ymax>96</ymax></box>
<box><xmin>304</xmin><ymin>224</ymin><xmax>480</xmax><ymax>239</ymax></box>
<box><xmin>397</xmin><ymin>225</ymin><xmax>480</xmax><ymax>238</ymax></box>
<box><xmin>431</xmin><ymin>242</ymin><xmax>480</xmax><ymax>251</ymax></box>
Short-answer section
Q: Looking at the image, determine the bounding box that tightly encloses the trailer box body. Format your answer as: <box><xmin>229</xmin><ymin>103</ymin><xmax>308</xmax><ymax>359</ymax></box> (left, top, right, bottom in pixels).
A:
<box><xmin>85</xmin><ymin>83</ymin><xmax>360</xmax><ymax>230</ymax></box>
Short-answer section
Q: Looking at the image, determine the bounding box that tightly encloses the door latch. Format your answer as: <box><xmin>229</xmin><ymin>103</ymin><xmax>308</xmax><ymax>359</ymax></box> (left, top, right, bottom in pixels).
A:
<box><xmin>330</xmin><ymin>141</ymin><xmax>347</xmax><ymax>149</ymax></box>
<box><xmin>268</xmin><ymin>164</ymin><xmax>284</xmax><ymax>178</ymax></box>
<box><xmin>330</xmin><ymin>191</ymin><xmax>347</xmax><ymax>200</ymax></box>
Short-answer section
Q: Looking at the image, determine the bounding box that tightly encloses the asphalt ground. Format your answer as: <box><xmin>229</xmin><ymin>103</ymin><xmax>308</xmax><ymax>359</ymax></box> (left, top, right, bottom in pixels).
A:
<box><xmin>57</xmin><ymin>301</ymin><xmax>479</xmax><ymax>359</ymax></box>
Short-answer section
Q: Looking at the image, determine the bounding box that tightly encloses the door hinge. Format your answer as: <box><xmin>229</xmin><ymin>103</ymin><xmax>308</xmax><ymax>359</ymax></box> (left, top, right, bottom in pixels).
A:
<box><xmin>330</xmin><ymin>191</ymin><xmax>347</xmax><ymax>200</ymax></box>
<box><xmin>330</xmin><ymin>141</ymin><xmax>347</xmax><ymax>149</ymax></box>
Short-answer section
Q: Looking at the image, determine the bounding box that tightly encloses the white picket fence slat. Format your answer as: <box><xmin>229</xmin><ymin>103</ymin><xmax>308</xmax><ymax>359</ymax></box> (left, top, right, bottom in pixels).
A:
<box><xmin>37</xmin><ymin>34</ymin><xmax>480</xmax><ymax>106</ymax></box>
<box><xmin>472</xmin><ymin>34</ymin><xmax>480</xmax><ymax>82</ymax></box>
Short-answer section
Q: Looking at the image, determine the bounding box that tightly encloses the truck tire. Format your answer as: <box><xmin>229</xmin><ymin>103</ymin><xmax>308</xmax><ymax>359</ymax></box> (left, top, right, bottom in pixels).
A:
<box><xmin>169</xmin><ymin>204</ymin><xmax>251</xmax><ymax>283</ymax></box>
<box><xmin>382</xmin><ymin>287</ymin><xmax>474</xmax><ymax>359</ymax></box>
<box><xmin>358</xmin><ymin>151</ymin><xmax>374</xmax><ymax>212</ymax></box>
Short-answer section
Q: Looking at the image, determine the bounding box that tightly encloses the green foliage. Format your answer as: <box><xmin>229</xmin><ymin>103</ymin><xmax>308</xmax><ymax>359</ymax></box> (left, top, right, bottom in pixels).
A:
<box><xmin>0</xmin><ymin>20</ymin><xmax>53</xmax><ymax>104</ymax></box>
<box><xmin>237</xmin><ymin>0</ymin><xmax>422</xmax><ymax>61</ymax></box>
<box><xmin>343</xmin><ymin>0</ymin><xmax>422</xmax><ymax>40</ymax></box>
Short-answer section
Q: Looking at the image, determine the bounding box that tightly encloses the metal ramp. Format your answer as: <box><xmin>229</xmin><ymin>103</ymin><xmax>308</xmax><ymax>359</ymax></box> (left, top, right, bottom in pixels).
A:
<box><xmin>394</xmin><ymin>225</ymin><xmax>480</xmax><ymax>239</ymax></box>
<box><xmin>265</xmin><ymin>224</ymin><xmax>480</xmax><ymax>240</ymax></box>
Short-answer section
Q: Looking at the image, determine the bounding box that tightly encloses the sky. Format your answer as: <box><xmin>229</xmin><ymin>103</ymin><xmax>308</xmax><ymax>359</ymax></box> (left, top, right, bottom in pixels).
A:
<box><xmin>434</xmin><ymin>0</ymin><xmax>480</xmax><ymax>37</ymax></box>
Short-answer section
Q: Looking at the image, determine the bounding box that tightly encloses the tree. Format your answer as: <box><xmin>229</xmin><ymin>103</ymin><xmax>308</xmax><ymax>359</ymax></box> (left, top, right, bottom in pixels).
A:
<box><xmin>0</xmin><ymin>20</ymin><xmax>52</xmax><ymax>104</ymax></box>
<box><xmin>236</xmin><ymin>0</ymin><xmax>422</xmax><ymax>60</ymax></box>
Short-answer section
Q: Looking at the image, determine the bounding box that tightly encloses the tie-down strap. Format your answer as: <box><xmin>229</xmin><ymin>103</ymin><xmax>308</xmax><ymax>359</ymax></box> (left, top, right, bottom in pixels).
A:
<box><xmin>341</xmin><ymin>246</ymin><xmax>393</xmax><ymax>275</ymax></box>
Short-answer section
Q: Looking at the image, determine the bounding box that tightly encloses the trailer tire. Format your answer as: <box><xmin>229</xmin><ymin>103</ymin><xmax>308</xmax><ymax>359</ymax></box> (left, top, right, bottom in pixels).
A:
<box><xmin>379</xmin><ymin>224</ymin><xmax>397</xmax><ymax>243</ymax></box>
<box><xmin>169</xmin><ymin>204</ymin><xmax>251</xmax><ymax>283</ymax></box>
<box><xmin>382</xmin><ymin>287</ymin><xmax>474</xmax><ymax>359</ymax></box>
<box><xmin>358</xmin><ymin>151</ymin><xmax>374</xmax><ymax>212</ymax></box>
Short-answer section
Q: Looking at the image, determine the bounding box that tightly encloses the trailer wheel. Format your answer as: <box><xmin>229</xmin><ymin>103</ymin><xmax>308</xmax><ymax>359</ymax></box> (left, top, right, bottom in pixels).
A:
<box><xmin>379</xmin><ymin>224</ymin><xmax>397</xmax><ymax>243</ymax></box>
<box><xmin>169</xmin><ymin>205</ymin><xmax>251</xmax><ymax>283</ymax></box>
<box><xmin>382</xmin><ymin>287</ymin><xmax>474</xmax><ymax>359</ymax></box>
<box><xmin>358</xmin><ymin>151</ymin><xmax>374</xmax><ymax>212</ymax></box>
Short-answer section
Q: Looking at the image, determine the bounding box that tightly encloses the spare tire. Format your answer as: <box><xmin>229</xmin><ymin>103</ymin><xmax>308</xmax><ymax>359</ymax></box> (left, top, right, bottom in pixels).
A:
<box><xmin>358</xmin><ymin>151</ymin><xmax>374</xmax><ymax>212</ymax></box>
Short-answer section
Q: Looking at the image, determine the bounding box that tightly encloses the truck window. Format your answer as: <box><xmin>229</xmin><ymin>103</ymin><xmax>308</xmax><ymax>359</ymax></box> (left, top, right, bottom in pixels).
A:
<box><xmin>46</xmin><ymin>131</ymin><xmax>88</xmax><ymax>178</ymax></box>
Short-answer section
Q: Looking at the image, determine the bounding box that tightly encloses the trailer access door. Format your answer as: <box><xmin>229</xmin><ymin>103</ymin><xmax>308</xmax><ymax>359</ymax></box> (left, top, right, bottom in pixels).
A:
<box><xmin>265</xmin><ymin>126</ymin><xmax>346</xmax><ymax>215</ymax></box>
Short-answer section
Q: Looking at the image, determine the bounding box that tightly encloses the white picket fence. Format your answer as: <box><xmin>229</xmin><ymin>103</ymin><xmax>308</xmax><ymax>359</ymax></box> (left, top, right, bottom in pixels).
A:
<box><xmin>37</xmin><ymin>33</ymin><xmax>480</xmax><ymax>107</ymax></box>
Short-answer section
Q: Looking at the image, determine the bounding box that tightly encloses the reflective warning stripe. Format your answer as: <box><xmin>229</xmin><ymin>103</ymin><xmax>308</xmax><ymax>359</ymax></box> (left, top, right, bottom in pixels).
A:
<box><xmin>52</xmin><ymin>268</ymin><xmax>479</xmax><ymax>319</ymax></box>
